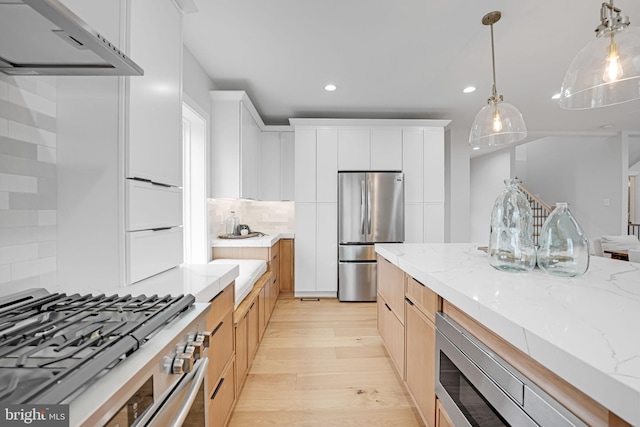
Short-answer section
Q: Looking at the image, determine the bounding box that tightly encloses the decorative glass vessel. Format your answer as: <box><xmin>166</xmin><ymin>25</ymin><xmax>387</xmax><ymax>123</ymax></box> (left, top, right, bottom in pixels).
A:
<box><xmin>488</xmin><ymin>179</ymin><xmax>536</xmax><ymax>272</ymax></box>
<box><xmin>225</xmin><ymin>211</ymin><xmax>239</xmax><ymax>236</ymax></box>
<box><xmin>536</xmin><ymin>202</ymin><xmax>590</xmax><ymax>277</ymax></box>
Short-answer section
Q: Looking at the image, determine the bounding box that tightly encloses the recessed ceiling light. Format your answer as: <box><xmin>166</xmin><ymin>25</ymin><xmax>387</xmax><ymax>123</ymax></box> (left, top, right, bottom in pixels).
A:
<box><xmin>324</xmin><ymin>84</ymin><xmax>337</xmax><ymax>92</ymax></box>
<box><xmin>551</xmin><ymin>93</ymin><xmax>561</xmax><ymax>100</ymax></box>
<box><xmin>472</xmin><ymin>146</ymin><xmax>480</xmax><ymax>150</ymax></box>
<box><xmin>601</xmin><ymin>124</ymin><xmax>614</xmax><ymax>129</ymax></box>
<box><xmin>463</xmin><ymin>86</ymin><xmax>476</xmax><ymax>93</ymax></box>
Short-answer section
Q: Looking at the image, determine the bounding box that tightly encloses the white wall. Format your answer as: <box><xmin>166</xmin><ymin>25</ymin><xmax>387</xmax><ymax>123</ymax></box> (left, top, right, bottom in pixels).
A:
<box><xmin>0</xmin><ymin>75</ymin><xmax>58</xmax><ymax>296</ymax></box>
<box><xmin>446</xmin><ymin>128</ymin><xmax>470</xmax><ymax>242</ymax></box>
<box><xmin>469</xmin><ymin>149</ymin><xmax>514</xmax><ymax>244</ymax></box>
<box><xmin>515</xmin><ymin>135</ymin><xmax>623</xmax><ymax>239</ymax></box>
<box><xmin>183</xmin><ymin>47</ymin><xmax>217</xmax><ymax>114</ymax></box>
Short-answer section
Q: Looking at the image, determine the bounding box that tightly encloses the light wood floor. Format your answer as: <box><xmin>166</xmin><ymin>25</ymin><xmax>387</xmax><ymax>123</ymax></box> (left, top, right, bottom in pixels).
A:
<box><xmin>228</xmin><ymin>297</ymin><xmax>425</xmax><ymax>427</ymax></box>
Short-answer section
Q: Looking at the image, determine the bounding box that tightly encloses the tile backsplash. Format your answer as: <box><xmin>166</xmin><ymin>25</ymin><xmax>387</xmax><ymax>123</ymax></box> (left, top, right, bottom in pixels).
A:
<box><xmin>209</xmin><ymin>199</ymin><xmax>295</xmax><ymax>238</ymax></box>
<box><xmin>0</xmin><ymin>75</ymin><xmax>58</xmax><ymax>296</ymax></box>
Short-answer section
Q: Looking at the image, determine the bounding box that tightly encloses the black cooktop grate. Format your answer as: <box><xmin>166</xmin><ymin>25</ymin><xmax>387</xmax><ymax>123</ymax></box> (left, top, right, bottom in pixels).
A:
<box><xmin>0</xmin><ymin>290</ymin><xmax>195</xmax><ymax>404</ymax></box>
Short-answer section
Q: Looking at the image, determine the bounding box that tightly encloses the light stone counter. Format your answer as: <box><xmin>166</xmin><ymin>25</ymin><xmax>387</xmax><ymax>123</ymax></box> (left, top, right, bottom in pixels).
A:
<box><xmin>57</xmin><ymin>263</ymin><xmax>239</xmax><ymax>303</ymax></box>
<box><xmin>211</xmin><ymin>232</ymin><xmax>294</xmax><ymax>248</ymax></box>
<box><xmin>375</xmin><ymin>242</ymin><xmax>640</xmax><ymax>427</ymax></box>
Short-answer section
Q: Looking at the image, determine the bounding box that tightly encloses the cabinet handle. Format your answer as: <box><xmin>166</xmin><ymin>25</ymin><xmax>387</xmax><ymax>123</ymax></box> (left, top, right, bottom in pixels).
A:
<box><xmin>413</xmin><ymin>278</ymin><xmax>426</xmax><ymax>287</ymax></box>
<box><xmin>384</xmin><ymin>303</ymin><xmax>392</xmax><ymax>312</ymax></box>
<box><xmin>405</xmin><ymin>297</ymin><xmax>414</xmax><ymax>306</ymax></box>
<box><xmin>211</xmin><ymin>377</ymin><xmax>225</xmax><ymax>400</ymax></box>
<box><xmin>210</xmin><ymin>288</ymin><xmax>224</xmax><ymax>302</ymax></box>
<box><xmin>211</xmin><ymin>321</ymin><xmax>224</xmax><ymax>336</ymax></box>
<box><xmin>243</xmin><ymin>311</ymin><xmax>249</xmax><ymax>319</ymax></box>
<box><xmin>249</xmin><ymin>302</ymin><xmax>255</xmax><ymax>310</ymax></box>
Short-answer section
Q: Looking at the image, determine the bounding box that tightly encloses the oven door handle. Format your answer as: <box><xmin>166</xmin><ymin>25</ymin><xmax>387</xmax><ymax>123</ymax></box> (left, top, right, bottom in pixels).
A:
<box><xmin>138</xmin><ymin>357</ymin><xmax>209</xmax><ymax>427</ymax></box>
<box><xmin>168</xmin><ymin>357</ymin><xmax>208</xmax><ymax>427</ymax></box>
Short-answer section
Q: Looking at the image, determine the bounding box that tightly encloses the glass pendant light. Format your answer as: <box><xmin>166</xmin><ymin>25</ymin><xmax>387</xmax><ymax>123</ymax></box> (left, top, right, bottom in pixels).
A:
<box><xmin>559</xmin><ymin>0</ymin><xmax>640</xmax><ymax>109</ymax></box>
<box><xmin>469</xmin><ymin>11</ymin><xmax>527</xmax><ymax>150</ymax></box>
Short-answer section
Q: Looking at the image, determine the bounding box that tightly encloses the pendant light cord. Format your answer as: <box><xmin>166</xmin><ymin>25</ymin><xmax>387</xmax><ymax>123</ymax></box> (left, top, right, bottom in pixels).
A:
<box><xmin>490</xmin><ymin>23</ymin><xmax>498</xmax><ymax>99</ymax></box>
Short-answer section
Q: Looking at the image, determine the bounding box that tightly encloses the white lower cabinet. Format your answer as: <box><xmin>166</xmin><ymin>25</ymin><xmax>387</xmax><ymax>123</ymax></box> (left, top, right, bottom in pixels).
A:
<box><xmin>316</xmin><ymin>203</ymin><xmax>337</xmax><ymax>293</ymax></box>
<box><xmin>126</xmin><ymin>227</ymin><xmax>183</xmax><ymax>283</ymax></box>
<box><xmin>294</xmin><ymin>203</ymin><xmax>316</xmax><ymax>295</ymax></box>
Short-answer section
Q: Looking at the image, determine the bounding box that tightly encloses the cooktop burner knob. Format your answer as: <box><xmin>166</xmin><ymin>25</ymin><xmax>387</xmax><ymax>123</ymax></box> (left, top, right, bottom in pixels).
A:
<box><xmin>172</xmin><ymin>353</ymin><xmax>194</xmax><ymax>374</ymax></box>
<box><xmin>196</xmin><ymin>331</ymin><xmax>211</xmax><ymax>348</ymax></box>
<box><xmin>188</xmin><ymin>340</ymin><xmax>204</xmax><ymax>359</ymax></box>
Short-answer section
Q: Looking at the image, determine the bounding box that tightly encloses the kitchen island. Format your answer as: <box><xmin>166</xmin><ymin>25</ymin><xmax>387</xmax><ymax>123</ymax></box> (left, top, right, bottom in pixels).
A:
<box><xmin>375</xmin><ymin>243</ymin><xmax>639</xmax><ymax>426</ymax></box>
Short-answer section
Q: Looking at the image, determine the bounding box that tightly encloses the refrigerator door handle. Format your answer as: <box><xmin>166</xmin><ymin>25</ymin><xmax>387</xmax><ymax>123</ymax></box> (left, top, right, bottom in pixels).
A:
<box><xmin>360</xmin><ymin>180</ymin><xmax>366</xmax><ymax>235</ymax></box>
<box><xmin>367</xmin><ymin>179</ymin><xmax>372</xmax><ymax>236</ymax></box>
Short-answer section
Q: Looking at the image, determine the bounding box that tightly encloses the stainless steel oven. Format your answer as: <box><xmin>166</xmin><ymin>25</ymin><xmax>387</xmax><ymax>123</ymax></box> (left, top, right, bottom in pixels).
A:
<box><xmin>0</xmin><ymin>288</ymin><xmax>211</xmax><ymax>427</ymax></box>
<box><xmin>435</xmin><ymin>313</ymin><xmax>586</xmax><ymax>427</ymax></box>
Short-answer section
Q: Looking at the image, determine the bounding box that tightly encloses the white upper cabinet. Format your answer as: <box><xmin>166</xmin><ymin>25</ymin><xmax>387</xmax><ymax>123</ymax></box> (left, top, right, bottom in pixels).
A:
<box><xmin>338</xmin><ymin>128</ymin><xmax>370</xmax><ymax>170</ymax></box>
<box><xmin>127</xmin><ymin>0</ymin><xmax>182</xmax><ymax>187</ymax></box>
<box><xmin>371</xmin><ymin>127</ymin><xmax>403</xmax><ymax>170</ymax></box>
<box><xmin>259</xmin><ymin>130</ymin><xmax>295</xmax><ymax>201</ymax></box>
<box><xmin>338</xmin><ymin>126</ymin><xmax>403</xmax><ymax>171</ymax></box>
<box><xmin>294</xmin><ymin>128</ymin><xmax>317</xmax><ymax>203</ymax></box>
<box><xmin>316</xmin><ymin>128</ymin><xmax>338</xmax><ymax>202</ymax></box>
<box><xmin>423</xmin><ymin>129</ymin><xmax>445</xmax><ymax>202</ymax></box>
<box><xmin>210</xmin><ymin>91</ymin><xmax>261</xmax><ymax>199</ymax></box>
<box><xmin>403</xmin><ymin>129</ymin><xmax>424</xmax><ymax>203</ymax></box>
<box><xmin>260</xmin><ymin>131</ymin><xmax>281</xmax><ymax>201</ymax></box>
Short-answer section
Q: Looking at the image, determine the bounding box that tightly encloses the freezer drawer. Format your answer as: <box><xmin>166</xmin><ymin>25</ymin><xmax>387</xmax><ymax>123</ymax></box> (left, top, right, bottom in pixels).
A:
<box><xmin>339</xmin><ymin>262</ymin><xmax>377</xmax><ymax>302</ymax></box>
<box><xmin>339</xmin><ymin>244</ymin><xmax>376</xmax><ymax>261</ymax></box>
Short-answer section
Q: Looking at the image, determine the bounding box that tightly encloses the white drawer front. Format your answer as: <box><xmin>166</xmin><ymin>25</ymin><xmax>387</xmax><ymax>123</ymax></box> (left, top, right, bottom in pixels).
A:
<box><xmin>127</xmin><ymin>227</ymin><xmax>183</xmax><ymax>283</ymax></box>
<box><xmin>127</xmin><ymin>179</ymin><xmax>182</xmax><ymax>231</ymax></box>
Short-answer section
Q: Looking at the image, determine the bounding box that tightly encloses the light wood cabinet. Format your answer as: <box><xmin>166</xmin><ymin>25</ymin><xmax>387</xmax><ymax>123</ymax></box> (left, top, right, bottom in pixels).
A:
<box><xmin>279</xmin><ymin>239</ymin><xmax>294</xmax><ymax>294</ymax></box>
<box><xmin>377</xmin><ymin>293</ymin><xmax>405</xmax><ymax>377</ymax></box>
<box><xmin>205</xmin><ymin>283</ymin><xmax>236</xmax><ymax>427</ymax></box>
<box><xmin>436</xmin><ymin>399</ymin><xmax>454</xmax><ymax>427</ymax></box>
<box><xmin>234</xmin><ymin>307</ymin><xmax>249</xmax><ymax>396</ymax></box>
<box><xmin>377</xmin><ymin>255</ymin><xmax>405</xmax><ymax>323</ymax></box>
<box><xmin>209</xmin><ymin>357</ymin><xmax>236</xmax><ymax>427</ymax></box>
<box><xmin>405</xmin><ymin>297</ymin><xmax>436</xmax><ymax>427</ymax></box>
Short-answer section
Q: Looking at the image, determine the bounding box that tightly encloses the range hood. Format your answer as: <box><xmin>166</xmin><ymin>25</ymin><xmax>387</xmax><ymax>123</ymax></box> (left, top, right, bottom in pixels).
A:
<box><xmin>0</xmin><ymin>0</ymin><xmax>143</xmax><ymax>76</ymax></box>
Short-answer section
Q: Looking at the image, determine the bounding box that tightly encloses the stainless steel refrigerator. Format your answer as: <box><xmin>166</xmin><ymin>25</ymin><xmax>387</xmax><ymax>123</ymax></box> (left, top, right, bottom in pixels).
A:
<box><xmin>338</xmin><ymin>171</ymin><xmax>404</xmax><ymax>301</ymax></box>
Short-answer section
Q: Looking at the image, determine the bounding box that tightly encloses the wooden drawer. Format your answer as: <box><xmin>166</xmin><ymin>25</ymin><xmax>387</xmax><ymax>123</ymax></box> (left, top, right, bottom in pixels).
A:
<box><xmin>270</xmin><ymin>241</ymin><xmax>280</xmax><ymax>282</ymax></box>
<box><xmin>207</xmin><ymin>283</ymin><xmax>234</xmax><ymax>329</ymax></box>
<box><xmin>406</xmin><ymin>275</ymin><xmax>439</xmax><ymax>323</ymax></box>
<box><xmin>377</xmin><ymin>255</ymin><xmax>405</xmax><ymax>323</ymax></box>
<box><xmin>209</xmin><ymin>357</ymin><xmax>236</xmax><ymax>427</ymax></box>
<box><xmin>377</xmin><ymin>293</ymin><xmax>405</xmax><ymax>378</ymax></box>
<box><xmin>207</xmin><ymin>310</ymin><xmax>234</xmax><ymax>397</ymax></box>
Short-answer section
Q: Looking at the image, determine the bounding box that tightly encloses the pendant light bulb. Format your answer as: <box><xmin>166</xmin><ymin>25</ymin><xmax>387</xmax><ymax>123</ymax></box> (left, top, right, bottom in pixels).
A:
<box><xmin>603</xmin><ymin>40</ymin><xmax>623</xmax><ymax>82</ymax></box>
<box><xmin>559</xmin><ymin>0</ymin><xmax>640</xmax><ymax>109</ymax></box>
<box><xmin>468</xmin><ymin>11</ymin><xmax>527</xmax><ymax>149</ymax></box>
<box><xmin>492</xmin><ymin>108</ymin><xmax>503</xmax><ymax>132</ymax></box>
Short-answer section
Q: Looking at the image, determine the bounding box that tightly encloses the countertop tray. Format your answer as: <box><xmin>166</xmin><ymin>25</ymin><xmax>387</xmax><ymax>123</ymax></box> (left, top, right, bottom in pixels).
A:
<box><xmin>217</xmin><ymin>233</ymin><xmax>261</xmax><ymax>239</ymax></box>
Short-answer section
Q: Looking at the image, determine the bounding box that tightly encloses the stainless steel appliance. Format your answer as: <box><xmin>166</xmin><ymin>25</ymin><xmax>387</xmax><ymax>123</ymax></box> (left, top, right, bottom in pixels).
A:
<box><xmin>338</xmin><ymin>171</ymin><xmax>404</xmax><ymax>301</ymax></box>
<box><xmin>435</xmin><ymin>312</ymin><xmax>586</xmax><ymax>427</ymax></box>
<box><xmin>0</xmin><ymin>288</ymin><xmax>210</xmax><ymax>426</ymax></box>
<box><xmin>0</xmin><ymin>0</ymin><xmax>143</xmax><ymax>76</ymax></box>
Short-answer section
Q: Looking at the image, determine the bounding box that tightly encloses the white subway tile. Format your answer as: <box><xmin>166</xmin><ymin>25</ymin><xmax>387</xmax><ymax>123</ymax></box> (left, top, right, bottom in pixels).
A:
<box><xmin>0</xmin><ymin>210</ymin><xmax>37</xmax><ymax>228</ymax></box>
<box><xmin>38</xmin><ymin>241</ymin><xmax>56</xmax><ymax>257</ymax></box>
<box><xmin>0</xmin><ymin>243</ymin><xmax>38</xmax><ymax>265</ymax></box>
<box><xmin>8</xmin><ymin>121</ymin><xmax>56</xmax><ymax>147</ymax></box>
<box><xmin>0</xmin><ymin>80</ymin><xmax>7</xmax><ymax>101</ymax></box>
<box><xmin>0</xmin><ymin>192</ymin><xmax>8</xmax><ymax>209</ymax></box>
<box><xmin>0</xmin><ymin>172</ymin><xmax>37</xmax><ymax>193</ymax></box>
<box><xmin>8</xmin><ymin>85</ymin><xmax>56</xmax><ymax>117</ymax></box>
<box><xmin>0</xmin><ymin>118</ymin><xmax>7</xmax><ymax>137</ymax></box>
<box><xmin>0</xmin><ymin>265</ymin><xmax>10</xmax><ymax>284</ymax></box>
<box><xmin>37</xmin><ymin>145</ymin><xmax>56</xmax><ymax>163</ymax></box>
<box><xmin>11</xmin><ymin>256</ymin><xmax>56</xmax><ymax>281</ymax></box>
<box><xmin>38</xmin><ymin>210</ymin><xmax>56</xmax><ymax>226</ymax></box>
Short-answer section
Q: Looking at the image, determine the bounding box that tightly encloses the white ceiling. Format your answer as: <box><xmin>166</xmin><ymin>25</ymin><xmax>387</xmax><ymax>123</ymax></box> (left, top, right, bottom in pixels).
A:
<box><xmin>182</xmin><ymin>0</ymin><xmax>640</xmax><ymax>141</ymax></box>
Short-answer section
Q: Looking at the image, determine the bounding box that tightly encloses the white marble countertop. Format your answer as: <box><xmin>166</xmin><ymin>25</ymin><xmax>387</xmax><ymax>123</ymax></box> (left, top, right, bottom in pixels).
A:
<box><xmin>57</xmin><ymin>263</ymin><xmax>239</xmax><ymax>303</ymax></box>
<box><xmin>211</xmin><ymin>232</ymin><xmax>294</xmax><ymax>248</ymax></box>
<box><xmin>375</xmin><ymin>243</ymin><xmax>640</xmax><ymax>426</ymax></box>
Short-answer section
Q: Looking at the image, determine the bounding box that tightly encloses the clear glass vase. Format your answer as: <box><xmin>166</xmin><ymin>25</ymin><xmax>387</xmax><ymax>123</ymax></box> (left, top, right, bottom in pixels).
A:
<box><xmin>488</xmin><ymin>179</ymin><xmax>536</xmax><ymax>272</ymax></box>
<box><xmin>536</xmin><ymin>202</ymin><xmax>590</xmax><ymax>277</ymax></box>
